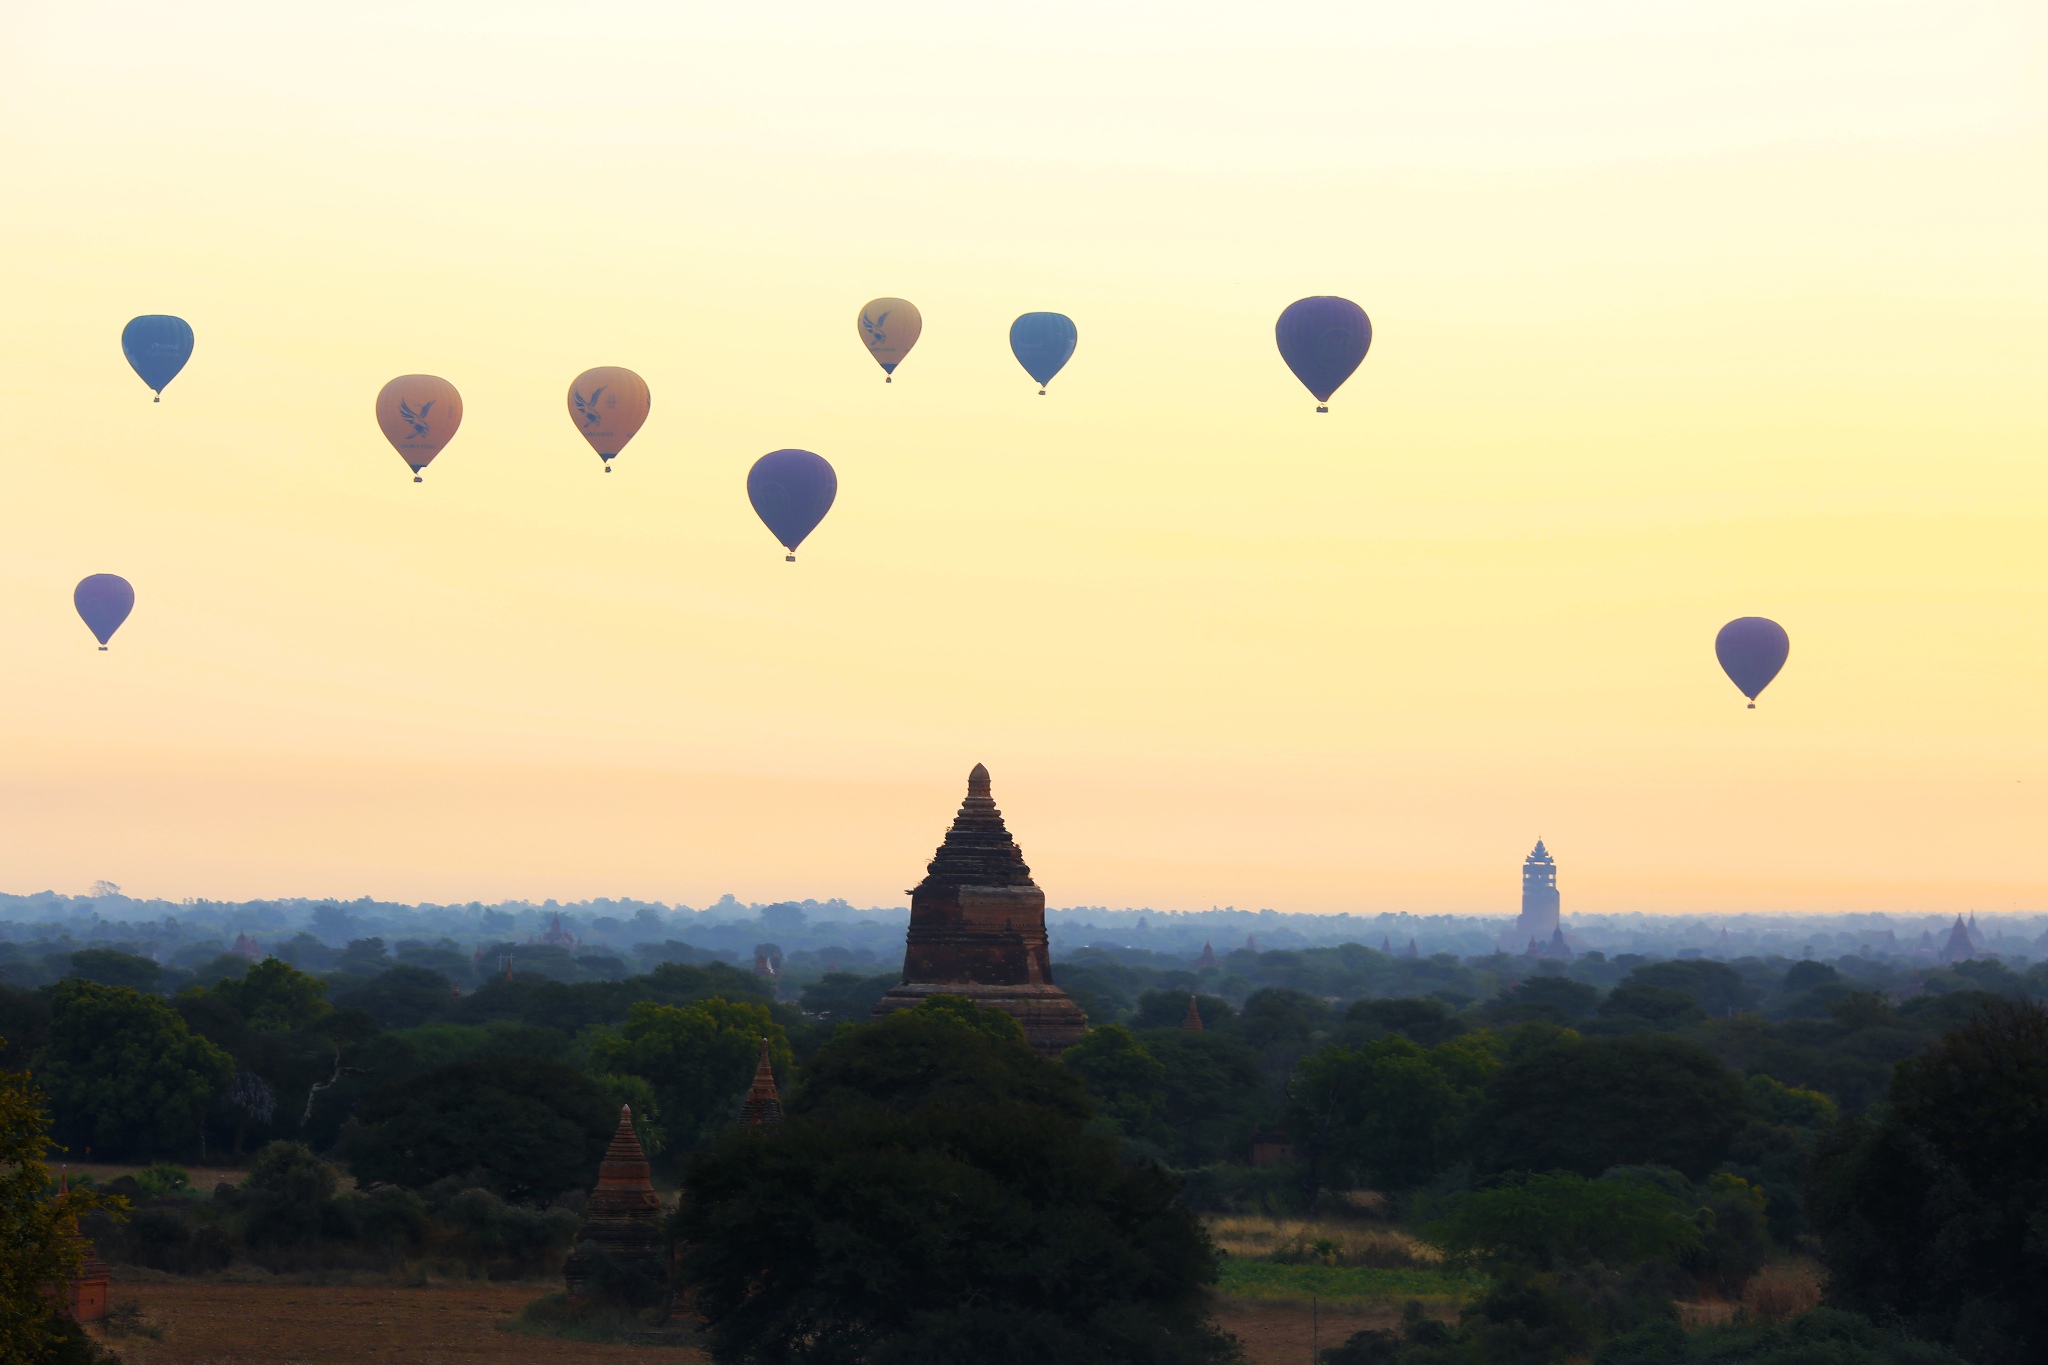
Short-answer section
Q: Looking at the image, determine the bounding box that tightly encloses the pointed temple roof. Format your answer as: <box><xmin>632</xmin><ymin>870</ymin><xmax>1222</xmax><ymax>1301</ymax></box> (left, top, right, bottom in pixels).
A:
<box><xmin>915</xmin><ymin>762</ymin><xmax>1035</xmax><ymax>890</ymax></box>
<box><xmin>587</xmin><ymin>1105</ymin><xmax>660</xmax><ymax>1220</ymax></box>
<box><xmin>1527</xmin><ymin>840</ymin><xmax>1553</xmax><ymax>864</ymax></box>
<box><xmin>739</xmin><ymin>1037</ymin><xmax>784</xmax><ymax>1126</ymax></box>
<box><xmin>1941</xmin><ymin>914</ymin><xmax>1975</xmax><ymax>964</ymax></box>
<box><xmin>1182</xmin><ymin>994</ymin><xmax>1204</xmax><ymax>1031</ymax></box>
<box><xmin>1195</xmin><ymin>939</ymin><xmax>1217</xmax><ymax>970</ymax></box>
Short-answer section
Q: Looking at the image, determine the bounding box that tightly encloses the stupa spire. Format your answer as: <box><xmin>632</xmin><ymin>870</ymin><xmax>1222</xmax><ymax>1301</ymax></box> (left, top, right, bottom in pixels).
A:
<box><xmin>564</xmin><ymin>1104</ymin><xmax>665</xmax><ymax>1304</ymax></box>
<box><xmin>739</xmin><ymin>1038</ymin><xmax>784</xmax><ymax>1126</ymax></box>
<box><xmin>1181</xmin><ymin>994</ymin><xmax>1204</xmax><ymax>1031</ymax></box>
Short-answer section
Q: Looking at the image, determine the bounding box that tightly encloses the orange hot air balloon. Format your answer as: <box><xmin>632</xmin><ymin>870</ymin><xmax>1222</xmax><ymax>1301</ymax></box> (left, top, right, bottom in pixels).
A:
<box><xmin>566</xmin><ymin>367</ymin><xmax>651</xmax><ymax>472</ymax></box>
<box><xmin>375</xmin><ymin>375</ymin><xmax>463</xmax><ymax>483</ymax></box>
<box><xmin>857</xmin><ymin>298</ymin><xmax>922</xmax><ymax>382</ymax></box>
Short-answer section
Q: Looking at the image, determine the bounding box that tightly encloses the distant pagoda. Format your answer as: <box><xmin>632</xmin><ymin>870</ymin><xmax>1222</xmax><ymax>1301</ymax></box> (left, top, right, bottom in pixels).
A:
<box><xmin>564</xmin><ymin>1106</ymin><xmax>665</xmax><ymax>1305</ymax></box>
<box><xmin>871</xmin><ymin>765</ymin><xmax>1089</xmax><ymax>1055</ymax></box>
<box><xmin>1502</xmin><ymin>841</ymin><xmax>1561</xmax><ymax>951</ymax></box>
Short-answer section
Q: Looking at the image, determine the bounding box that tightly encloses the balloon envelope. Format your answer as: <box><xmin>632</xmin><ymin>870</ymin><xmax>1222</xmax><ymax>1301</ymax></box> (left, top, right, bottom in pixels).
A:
<box><xmin>567</xmin><ymin>367</ymin><xmax>650</xmax><ymax>468</ymax></box>
<box><xmin>74</xmin><ymin>574</ymin><xmax>135</xmax><ymax>648</ymax></box>
<box><xmin>1009</xmin><ymin>312</ymin><xmax>1077</xmax><ymax>390</ymax></box>
<box><xmin>1715</xmin><ymin>617</ymin><xmax>1790</xmax><ymax>705</ymax></box>
<box><xmin>375</xmin><ymin>375</ymin><xmax>464</xmax><ymax>480</ymax></box>
<box><xmin>858</xmin><ymin>298</ymin><xmax>922</xmax><ymax>378</ymax></box>
<box><xmin>747</xmin><ymin>449</ymin><xmax>837</xmax><ymax>560</ymax></box>
<box><xmin>1275</xmin><ymin>296</ymin><xmax>1372</xmax><ymax>408</ymax></box>
<box><xmin>121</xmin><ymin>315</ymin><xmax>194</xmax><ymax>399</ymax></box>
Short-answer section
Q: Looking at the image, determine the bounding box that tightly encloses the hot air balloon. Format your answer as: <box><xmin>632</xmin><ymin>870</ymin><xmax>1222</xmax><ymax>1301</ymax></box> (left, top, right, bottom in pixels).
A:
<box><xmin>121</xmin><ymin>316</ymin><xmax>194</xmax><ymax>401</ymax></box>
<box><xmin>858</xmin><ymin>299</ymin><xmax>922</xmax><ymax>382</ymax></box>
<box><xmin>1715</xmin><ymin>617</ymin><xmax>1790</xmax><ymax>708</ymax></box>
<box><xmin>74</xmin><ymin>575</ymin><xmax>134</xmax><ymax>650</ymax></box>
<box><xmin>566</xmin><ymin>367</ymin><xmax>650</xmax><ymax>472</ymax></box>
<box><xmin>1275</xmin><ymin>296</ymin><xmax>1372</xmax><ymax>412</ymax></box>
<box><xmin>747</xmin><ymin>449</ymin><xmax>837</xmax><ymax>562</ymax></box>
<box><xmin>1009</xmin><ymin>312</ymin><xmax>1077</xmax><ymax>395</ymax></box>
<box><xmin>375</xmin><ymin>375</ymin><xmax>463</xmax><ymax>482</ymax></box>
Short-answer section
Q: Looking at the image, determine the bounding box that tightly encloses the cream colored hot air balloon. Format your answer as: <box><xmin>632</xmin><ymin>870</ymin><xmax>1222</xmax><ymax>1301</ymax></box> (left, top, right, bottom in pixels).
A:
<box><xmin>566</xmin><ymin>367</ymin><xmax>651</xmax><ymax>472</ymax></box>
<box><xmin>375</xmin><ymin>375</ymin><xmax>463</xmax><ymax>483</ymax></box>
<box><xmin>857</xmin><ymin>298</ymin><xmax>922</xmax><ymax>382</ymax></box>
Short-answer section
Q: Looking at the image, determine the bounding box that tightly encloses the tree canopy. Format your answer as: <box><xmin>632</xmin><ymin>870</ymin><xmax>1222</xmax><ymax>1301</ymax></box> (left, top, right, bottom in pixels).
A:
<box><xmin>37</xmin><ymin>979</ymin><xmax>233</xmax><ymax>1158</ymax></box>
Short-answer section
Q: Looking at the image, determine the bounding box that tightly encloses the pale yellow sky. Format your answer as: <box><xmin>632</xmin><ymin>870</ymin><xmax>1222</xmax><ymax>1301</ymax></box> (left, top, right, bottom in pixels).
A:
<box><xmin>1</xmin><ymin>2</ymin><xmax>2045</xmax><ymax>912</ymax></box>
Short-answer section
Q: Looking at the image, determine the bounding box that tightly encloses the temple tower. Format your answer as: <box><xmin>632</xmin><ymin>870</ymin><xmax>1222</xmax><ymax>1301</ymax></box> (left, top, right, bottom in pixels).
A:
<box><xmin>564</xmin><ymin>1106</ymin><xmax>666</xmax><ymax>1305</ymax></box>
<box><xmin>1503</xmin><ymin>841</ymin><xmax>1561</xmax><ymax>950</ymax></box>
<box><xmin>871</xmin><ymin>764</ymin><xmax>1089</xmax><ymax>1055</ymax></box>
<box><xmin>738</xmin><ymin>1038</ymin><xmax>784</xmax><ymax>1126</ymax></box>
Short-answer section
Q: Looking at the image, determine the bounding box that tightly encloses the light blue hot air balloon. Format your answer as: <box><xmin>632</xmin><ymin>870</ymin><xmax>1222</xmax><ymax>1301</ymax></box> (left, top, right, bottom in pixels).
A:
<box><xmin>74</xmin><ymin>575</ymin><xmax>135</xmax><ymax>650</ymax></box>
<box><xmin>121</xmin><ymin>316</ymin><xmax>194</xmax><ymax>401</ymax></box>
<box><xmin>1009</xmin><ymin>313</ymin><xmax>1077</xmax><ymax>395</ymax></box>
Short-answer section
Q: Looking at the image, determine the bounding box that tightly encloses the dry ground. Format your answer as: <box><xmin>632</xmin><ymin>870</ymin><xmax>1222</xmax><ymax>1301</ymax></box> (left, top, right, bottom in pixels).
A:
<box><xmin>88</xmin><ymin>1280</ymin><xmax>1403</xmax><ymax>1365</ymax></box>
<box><xmin>93</xmin><ymin>1281</ymin><xmax>704</xmax><ymax>1365</ymax></box>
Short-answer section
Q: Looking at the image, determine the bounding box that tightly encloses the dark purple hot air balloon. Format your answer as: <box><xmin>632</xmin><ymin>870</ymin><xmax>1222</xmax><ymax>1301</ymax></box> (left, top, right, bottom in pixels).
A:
<box><xmin>747</xmin><ymin>449</ymin><xmax>837</xmax><ymax>562</ymax></box>
<box><xmin>1275</xmin><ymin>296</ymin><xmax>1372</xmax><ymax>412</ymax></box>
<box><xmin>74</xmin><ymin>574</ymin><xmax>135</xmax><ymax>650</ymax></box>
<box><xmin>1715</xmin><ymin>617</ymin><xmax>1789</xmax><ymax>708</ymax></box>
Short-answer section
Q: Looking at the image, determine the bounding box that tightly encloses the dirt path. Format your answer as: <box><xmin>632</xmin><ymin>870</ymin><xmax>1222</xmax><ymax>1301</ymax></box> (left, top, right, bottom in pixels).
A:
<box><xmin>96</xmin><ymin>1281</ymin><xmax>704</xmax><ymax>1365</ymax></box>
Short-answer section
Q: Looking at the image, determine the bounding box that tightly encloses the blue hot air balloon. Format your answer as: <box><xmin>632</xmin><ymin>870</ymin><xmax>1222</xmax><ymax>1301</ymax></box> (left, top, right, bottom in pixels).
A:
<box><xmin>1009</xmin><ymin>312</ymin><xmax>1077</xmax><ymax>395</ymax></box>
<box><xmin>1715</xmin><ymin>617</ymin><xmax>1790</xmax><ymax>708</ymax></box>
<box><xmin>74</xmin><ymin>574</ymin><xmax>135</xmax><ymax>650</ymax></box>
<box><xmin>1275</xmin><ymin>296</ymin><xmax>1371</xmax><ymax>412</ymax></box>
<box><xmin>748</xmin><ymin>450</ymin><xmax>838</xmax><ymax>562</ymax></box>
<box><xmin>121</xmin><ymin>316</ymin><xmax>195</xmax><ymax>401</ymax></box>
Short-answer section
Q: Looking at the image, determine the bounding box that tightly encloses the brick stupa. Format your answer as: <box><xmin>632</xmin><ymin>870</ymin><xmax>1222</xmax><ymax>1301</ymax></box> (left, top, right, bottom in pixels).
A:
<box><xmin>563</xmin><ymin>1105</ymin><xmax>665</xmax><ymax>1304</ymax></box>
<box><xmin>872</xmin><ymin>764</ymin><xmax>1088</xmax><ymax>1055</ymax></box>
<box><xmin>738</xmin><ymin>1038</ymin><xmax>784</xmax><ymax>1126</ymax></box>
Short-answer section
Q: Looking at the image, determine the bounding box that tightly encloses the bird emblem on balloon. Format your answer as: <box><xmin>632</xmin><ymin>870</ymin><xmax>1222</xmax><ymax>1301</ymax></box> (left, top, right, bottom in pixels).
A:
<box><xmin>856</xmin><ymin>298</ymin><xmax>921</xmax><ymax>382</ymax></box>
<box><xmin>564</xmin><ymin>368</ymin><xmax>650</xmax><ymax>471</ymax></box>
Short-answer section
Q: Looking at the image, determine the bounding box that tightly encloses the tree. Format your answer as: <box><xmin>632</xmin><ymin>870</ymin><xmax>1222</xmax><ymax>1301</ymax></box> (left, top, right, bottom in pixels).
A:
<box><xmin>65</xmin><ymin>949</ymin><xmax>162</xmax><ymax>992</ymax></box>
<box><xmin>1346</xmin><ymin>997</ymin><xmax>1470</xmax><ymax>1046</ymax></box>
<box><xmin>1468</xmin><ymin>1034</ymin><xmax>1749</xmax><ymax>1181</ymax></box>
<box><xmin>1136</xmin><ymin>1030</ymin><xmax>1269</xmax><ymax>1167</ymax></box>
<box><xmin>1488</xmin><ymin>977</ymin><xmax>1599</xmax><ymax>1025</ymax></box>
<box><xmin>1238</xmin><ymin>987</ymin><xmax>1332</xmax><ymax>1050</ymax></box>
<box><xmin>797</xmin><ymin>971</ymin><xmax>898</xmax><ymax>1026</ymax></box>
<box><xmin>1810</xmin><ymin>1000</ymin><xmax>2048</xmax><ymax>1364</ymax></box>
<box><xmin>345</xmin><ymin>1055</ymin><xmax>614</xmax><ymax>1202</ymax></box>
<box><xmin>1062</xmin><ymin>1024</ymin><xmax>1168</xmax><ymax>1137</ymax></box>
<box><xmin>207</xmin><ymin>957</ymin><xmax>331</xmax><ymax>1032</ymax></box>
<box><xmin>36</xmin><ymin>980</ymin><xmax>233</xmax><ymax>1158</ymax></box>
<box><xmin>1</xmin><ymin>1038</ymin><xmax>120</xmax><ymax>1363</ymax></box>
<box><xmin>587</xmin><ymin>997</ymin><xmax>790</xmax><ymax>1149</ymax></box>
<box><xmin>1293</xmin><ymin>1034</ymin><xmax>1496</xmax><ymax>1190</ymax></box>
<box><xmin>674</xmin><ymin>1008</ymin><xmax>1239</xmax><ymax>1365</ymax></box>
<box><xmin>1428</xmin><ymin>1171</ymin><xmax>1703</xmax><ymax>1271</ymax></box>
<box><xmin>330</xmin><ymin>965</ymin><xmax>454</xmax><ymax>1029</ymax></box>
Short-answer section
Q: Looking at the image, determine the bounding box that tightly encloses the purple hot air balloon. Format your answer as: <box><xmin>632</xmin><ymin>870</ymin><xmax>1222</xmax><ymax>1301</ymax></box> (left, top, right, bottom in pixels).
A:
<box><xmin>74</xmin><ymin>574</ymin><xmax>135</xmax><ymax>650</ymax></box>
<box><xmin>1276</xmin><ymin>296</ymin><xmax>1372</xmax><ymax>412</ymax></box>
<box><xmin>1715</xmin><ymin>617</ymin><xmax>1790</xmax><ymax>708</ymax></box>
<box><xmin>747</xmin><ymin>449</ymin><xmax>837</xmax><ymax>562</ymax></box>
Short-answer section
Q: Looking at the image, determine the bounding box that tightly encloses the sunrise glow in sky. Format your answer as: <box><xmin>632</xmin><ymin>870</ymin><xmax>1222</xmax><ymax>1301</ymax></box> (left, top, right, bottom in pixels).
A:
<box><xmin>1</xmin><ymin>1</ymin><xmax>2045</xmax><ymax>913</ymax></box>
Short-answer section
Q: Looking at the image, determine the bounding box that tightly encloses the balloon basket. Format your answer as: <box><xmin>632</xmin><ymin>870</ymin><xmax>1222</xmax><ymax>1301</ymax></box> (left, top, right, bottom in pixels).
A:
<box><xmin>885</xmin><ymin>376</ymin><xmax>893</xmax><ymax>384</ymax></box>
<box><xmin>413</xmin><ymin>476</ymin><xmax>423</xmax><ymax>483</ymax></box>
<box><xmin>785</xmin><ymin>554</ymin><xmax>796</xmax><ymax>563</ymax></box>
<box><xmin>153</xmin><ymin>393</ymin><xmax>161</xmax><ymax>403</ymax></box>
<box><xmin>1316</xmin><ymin>405</ymin><xmax>1328</xmax><ymax>414</ymax></box>
<box><xmin>604</xmin><ymin>465</ymin><xmax>612</xmax><ymax>473</ymax></box>
<box><xmin>1747</xmin><ymin>702</ymin><xmax>1756</xmax><ymax>709</ymax></box>
<box><xmin>1038</xmin><ymin>388</ymin><xmax>1046</xmax><ymax>396</ymax></box>
<box><xmin>98</xmin><ymin>646</ymin><xmax>108</xmax><ymax>652</ymax></box>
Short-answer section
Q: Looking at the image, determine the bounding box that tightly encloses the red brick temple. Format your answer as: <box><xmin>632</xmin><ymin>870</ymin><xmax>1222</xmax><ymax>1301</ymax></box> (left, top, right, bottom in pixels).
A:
<box><xmin>563</xmin><ymin>1105</ymin><xmax>665</xmax><ymax>1304</ymax></box>
<box><xmin>871</xmin><ymin>764</ymin><xmax>1088</xmax><ymax>1055</ymax></box>
<box><xmin>738</xmin><ymin>1038</ymin><xmax>784</xmax><ymax>1126</ymax></box>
